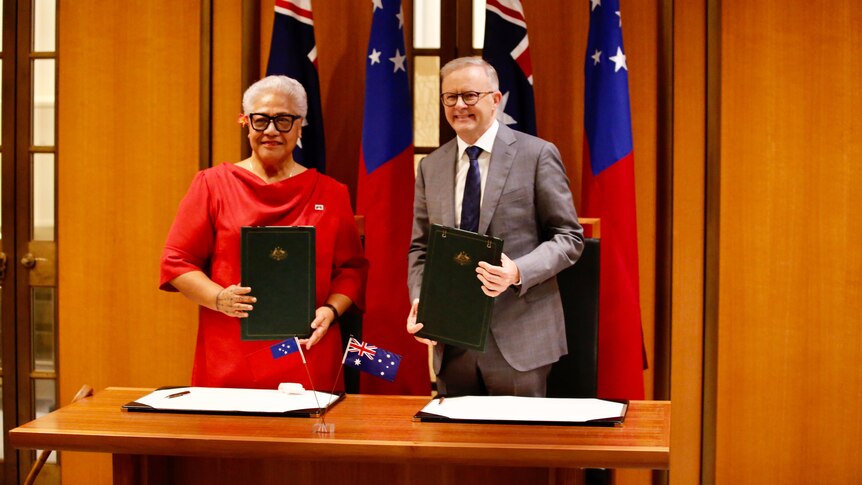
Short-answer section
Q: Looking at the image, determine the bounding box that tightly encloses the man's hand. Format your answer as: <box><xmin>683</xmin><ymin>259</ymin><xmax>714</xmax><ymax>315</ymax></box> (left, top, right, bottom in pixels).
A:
<box><xmin>406</xmin><ymin>298</ymin><xmax>436</xmax><ymax>346</ymax></box>
<box><xmin>476</xmin><ymin>253</ymin><xmax>520</xmax><ymax>297</ymax></box>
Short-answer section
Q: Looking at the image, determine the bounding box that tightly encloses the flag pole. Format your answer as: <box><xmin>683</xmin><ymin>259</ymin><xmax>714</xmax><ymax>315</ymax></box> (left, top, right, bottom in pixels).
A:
<box><xmin>295</xmin><ymin>337</ymin><xmax>331</xmax><ymax>433</ymax></box>
<box><xmin>317</xmin><ymin>335</ymin><xmax>351</xmax><ymax>422</ymax></box>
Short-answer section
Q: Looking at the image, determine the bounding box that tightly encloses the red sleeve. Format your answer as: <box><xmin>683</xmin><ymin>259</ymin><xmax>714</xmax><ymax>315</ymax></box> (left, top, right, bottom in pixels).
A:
<box><xmin>159</xmin><ymin>171</ymin><xmax>215</xmax><ymax>291</ymax></box>
<box><xmin>328</xmin><ymin>186</ymin><xmax>369</xmax><ymax>312</ymax></box>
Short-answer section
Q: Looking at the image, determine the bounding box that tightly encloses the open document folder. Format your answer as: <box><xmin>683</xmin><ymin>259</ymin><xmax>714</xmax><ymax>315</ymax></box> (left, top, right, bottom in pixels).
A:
<box><xmin>123</xmin><ymin>387</ymin><xmax>343</xmax><ymax>418</ymax></box>
<box><xmin>415</xmin><ymin>396</ymin><xmax>628</xmax><ymax>426</ymax></box>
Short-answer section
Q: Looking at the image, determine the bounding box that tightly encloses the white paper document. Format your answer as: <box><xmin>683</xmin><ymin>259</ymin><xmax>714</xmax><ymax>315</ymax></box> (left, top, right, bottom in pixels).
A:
<box><xmin>128</xmin><ymin>387</ymin><xmax>340</xmax><ymax>414</ymax></box>
<box><xmin>418</xmin><ymin>396</ymin><xmax>627</xmax><ymax>424</ymax></box>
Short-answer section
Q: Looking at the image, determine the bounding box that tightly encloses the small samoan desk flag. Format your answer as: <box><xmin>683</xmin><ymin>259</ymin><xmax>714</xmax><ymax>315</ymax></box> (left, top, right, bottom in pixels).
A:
<box><xmin>270</xmin><ymin>338</ymin><xmax>301</xmax><ymax>359</ymax></box>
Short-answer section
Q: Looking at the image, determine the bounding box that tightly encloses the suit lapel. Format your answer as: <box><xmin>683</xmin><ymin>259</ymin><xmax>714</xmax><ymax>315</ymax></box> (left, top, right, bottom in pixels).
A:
<box><xmin>435</xmin><ymin>140</ymin><xmax>458</xmax><ymax>228</ymax></box>
<box><xmin>479</xmin><ymin>125</ymin><xmax>517</xmax><ymax>234</ymax></box>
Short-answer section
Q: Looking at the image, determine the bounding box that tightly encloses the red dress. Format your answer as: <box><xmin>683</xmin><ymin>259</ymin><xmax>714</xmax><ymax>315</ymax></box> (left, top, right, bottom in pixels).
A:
<box><xmin>160</xmin><ymin>163</ymin><xmax>367</xmax><ymax>390</ymax></box>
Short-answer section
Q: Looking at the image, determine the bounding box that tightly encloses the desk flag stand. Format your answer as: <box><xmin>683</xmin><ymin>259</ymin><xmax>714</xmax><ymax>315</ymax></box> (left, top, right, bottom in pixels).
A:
<box><xmin>292</xmin><ymin>337</ymin><xmax>335</xmax><ymax>434</ymax></box>
<box><xmin>311</xmin><ymin>334</ymin><xmax>361</xmax><ymax>434</ymax></box>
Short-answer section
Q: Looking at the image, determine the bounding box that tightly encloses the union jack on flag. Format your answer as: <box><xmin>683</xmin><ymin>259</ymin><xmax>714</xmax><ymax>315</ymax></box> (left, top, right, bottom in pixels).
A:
<box><xmin>343</xmin><ymin>337</ymin><xmax>402</xmax><ymax>382</ymax></box>
<box><xmin>347</xmin><ymin>338</ymin><xmax>377</xmax><ymax>359</ymax></box>
<box><xmin>482</xmin><ymin>0</ymin><xmax>537</xmax><ymax>135</ymax></box>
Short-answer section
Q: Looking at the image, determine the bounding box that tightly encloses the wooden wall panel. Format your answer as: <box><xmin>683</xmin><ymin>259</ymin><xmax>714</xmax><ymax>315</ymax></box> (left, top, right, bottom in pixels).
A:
<box><xmin>670</xmin><ymin>0</ymin><xmax>706</xmax><ymax>483</ymax></box>
<box><xmin>716</xmin><ymin>0</ymin><xmax>862</xmax><ymax>482</ymax></box>
<box><xmin>57</xmin><ymin>1</ymin><xmax>201</xmax><ymax>483</ymax></box>
<box><xmin>526</xmin><ymin>1</ymin><xmax>585</xmax><ymax>201</ymax></box>
<box><xmin>212</xmin><ymin>0</ymin><xmax>244</xmax><ymax>165</ymax></box>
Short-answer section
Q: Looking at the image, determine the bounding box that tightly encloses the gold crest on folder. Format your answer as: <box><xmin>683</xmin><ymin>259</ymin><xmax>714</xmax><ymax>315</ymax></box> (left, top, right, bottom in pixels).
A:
<box><xmin>269</xmin><ymin>246</ymin><xmax>287</xmax><ymax>261</ymax></box>
<box><xmin>453</xmin><ymin>251</ymin><xmax>472</xmax><ymax>266</ymax></box>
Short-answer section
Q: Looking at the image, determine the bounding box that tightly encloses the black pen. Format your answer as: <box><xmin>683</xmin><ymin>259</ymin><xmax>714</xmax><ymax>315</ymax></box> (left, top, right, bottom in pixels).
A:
<box><xmin>166</xmin><ymin>390</ymin><xmax>190</xmax><ymax>399</ymax></box>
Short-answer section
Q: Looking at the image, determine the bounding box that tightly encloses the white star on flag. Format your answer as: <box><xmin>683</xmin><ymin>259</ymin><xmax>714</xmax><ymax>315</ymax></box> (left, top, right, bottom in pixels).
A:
<box><xmin>496</xmin><ymin>91</ymin><xmax>518</xmax><ymax>126</ymax></box>
<box><xmin>353</xmin><ymin>358</ymin><xmax>361</xmax><ymax>366</ymax></box>
<box><xmin>590</xmin><ymin>0</ymin><xmax>601</xmax><ymax>11</ymax></box>
<box><xmin>369</xmin><ymin>48</ymin><xmax>381</xmax><ymax>65</ymax></box>
<box><xmin>389</xmin><ymin>49</ymin><xmax>406</xmax><ymax>73</ymax></box>
<box><xmin>396</xmin><ymin>6</ymin><xmax>404</xmax><ymax>29</ymax></box>
<box><xmin>609</xmin><ymin>46</ymin><xmax>627</xmax><ymax>72</ymax></box>
<box><xmin>616</xmin><ymin>10</ymin><xmax>622</xmax><ymax>27</ymax></box>
<box><xmin>592</xmin><ymin>49</ymin><xmax>602</xmax><ymax>65</ymax></box>
<box><xmin>371</xmin><ymin>0</ymin><xmax>383</xmax><ymax>12</ymax></box>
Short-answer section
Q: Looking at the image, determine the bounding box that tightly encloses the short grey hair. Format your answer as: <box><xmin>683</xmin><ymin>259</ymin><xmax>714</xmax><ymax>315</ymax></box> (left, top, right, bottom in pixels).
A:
<box><xmin>242</xmin><ymin>75</ymin><xmax>308</xmax><ymax>118</ymax></box>
<box><xmin>440</xmin><ymin>57</ymin><xmax>500</xmax><ymax>91</ymax></box>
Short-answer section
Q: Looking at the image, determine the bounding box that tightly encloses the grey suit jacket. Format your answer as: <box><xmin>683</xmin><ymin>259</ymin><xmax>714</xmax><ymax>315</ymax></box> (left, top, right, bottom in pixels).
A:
<box><xmin>408</xmin><ymin>124</ymin><xmax>584</xmax><ymax>373</ymax></box>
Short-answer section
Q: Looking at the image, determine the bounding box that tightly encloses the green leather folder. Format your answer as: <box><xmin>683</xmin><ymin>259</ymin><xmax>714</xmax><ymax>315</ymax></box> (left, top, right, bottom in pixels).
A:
<box><xmin>416</xmin><ymin>224</ymin><xmax>503</xmax><ymax>351</ymax></box>
<box><xmin>240</xmin><ymin>226</ymin><xmax>315</xmax><ymax>340</ymax></box>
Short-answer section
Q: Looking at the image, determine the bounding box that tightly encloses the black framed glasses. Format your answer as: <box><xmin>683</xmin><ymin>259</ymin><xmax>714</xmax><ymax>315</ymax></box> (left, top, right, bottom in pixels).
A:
<box><xmin>440</xmin><ymin>91</ymin><xmax>494</xmax><ymax>107</ymax></box>
<box><xmin>248</xmin><ymin>113</ymin><xmax>302</xmax><ymax>132</ymax></box>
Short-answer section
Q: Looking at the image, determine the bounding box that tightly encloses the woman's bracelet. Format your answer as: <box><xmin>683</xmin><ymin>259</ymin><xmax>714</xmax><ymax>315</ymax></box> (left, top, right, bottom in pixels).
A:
<box><xmin>322</xmin><ymin>303</ymin><xmax>340</xmax><ymax>321</ymax></box>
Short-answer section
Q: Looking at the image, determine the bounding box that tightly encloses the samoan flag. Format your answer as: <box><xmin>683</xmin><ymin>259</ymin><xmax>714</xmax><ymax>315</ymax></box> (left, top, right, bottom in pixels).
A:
<box><xmin>357</xmin><ymin>0</ymin><xmax>429</xmax><ymax>395</ymax></box>
<box><xmin>582</xmin><ymin>0</ymin><xmax>645</xmax><ymax>400</ymax></box>
<box><xmin>343</xmin><ymin>337</ymin><xmax>402</xmax><ymax>383</ymax></box>
<box><xmin>265</xmin><ymin>0</ymin><xmax>326</xmax><ymax>173</ymax></box>
<box><xmin>482</xmin><ymin>0</ymin><xmax>537</xmax><ymax>135</ymax></box>
<box><xmin>269</xmin><ymin>338</ymin><xmax>300</xmax><ymax>359</ymax></box>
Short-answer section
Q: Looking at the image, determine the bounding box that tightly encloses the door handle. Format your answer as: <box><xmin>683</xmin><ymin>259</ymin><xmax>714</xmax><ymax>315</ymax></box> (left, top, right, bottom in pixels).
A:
<box><xmin>21</xmin><ymin>242</ymin><xmax>57</xmax><ymax>285</ymax></box>
<box><xmin>21</xmin><ymin>252</ymin><xmax>46</xmax><ymax>269</ymax></box>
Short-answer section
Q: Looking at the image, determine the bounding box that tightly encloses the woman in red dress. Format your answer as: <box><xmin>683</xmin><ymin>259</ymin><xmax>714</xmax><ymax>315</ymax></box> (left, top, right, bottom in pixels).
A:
<box><xmin>160</xmin><ymin>76</ymin><xmax>367</xmax><ymax>391</ymax></box>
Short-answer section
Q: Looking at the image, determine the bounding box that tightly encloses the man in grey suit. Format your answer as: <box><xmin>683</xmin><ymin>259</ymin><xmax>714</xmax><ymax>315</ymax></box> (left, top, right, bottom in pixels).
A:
<box><xmin>407</xmin><ymin>57</ymin><xmax>584</xmax><ymax>397</ymax></box>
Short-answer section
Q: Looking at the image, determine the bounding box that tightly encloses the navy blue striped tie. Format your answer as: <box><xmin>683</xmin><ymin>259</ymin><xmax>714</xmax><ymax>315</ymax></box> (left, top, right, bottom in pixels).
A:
<box><xmin>460</xmin><ymin>146</ymin><xmax>482</xmax><ymax>232</ymax></box>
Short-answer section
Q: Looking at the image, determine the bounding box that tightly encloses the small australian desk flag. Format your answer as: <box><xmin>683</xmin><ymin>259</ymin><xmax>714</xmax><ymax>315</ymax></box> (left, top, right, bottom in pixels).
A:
<box><xmin>343</xmin><ymin>337</ymin><xmax>402</xmax><ymax>382</ymax></box>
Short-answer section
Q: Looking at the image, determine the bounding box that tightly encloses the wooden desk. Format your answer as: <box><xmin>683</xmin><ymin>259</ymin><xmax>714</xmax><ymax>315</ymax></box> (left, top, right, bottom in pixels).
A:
<box><xmin>10</xmin><ymin>388</ymin><xmax>669</xmax><ymax>484</ymax></box>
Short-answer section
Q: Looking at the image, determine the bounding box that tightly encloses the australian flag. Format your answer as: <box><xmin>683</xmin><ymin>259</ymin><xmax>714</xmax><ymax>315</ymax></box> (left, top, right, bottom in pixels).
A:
<box><xmin>343</xmin><ymin>337</ymin><xmax>402</xmax><ymax>383</ymax></box>
<box><xmin>482</xmin><ymin>0</ymin><xmax>537</xmax><ymax>135</ymax></box>
<box><xmin>270</xmin><ymin>338</ymin><xmax>300</xmax><ymax>359</ymax></box>
<box><xmin>266</xmin><ymin>0</ymin><xmax>326</xmax><ymax>172</ymax></box>
<box><xmin>582</xmin><ymin>0</ymin><xmax>645</xmax><ymax>400</ymax></box>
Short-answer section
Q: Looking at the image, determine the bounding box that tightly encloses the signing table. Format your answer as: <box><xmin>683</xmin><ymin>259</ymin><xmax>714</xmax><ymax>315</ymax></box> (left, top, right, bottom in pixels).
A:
<box><xmin>10</xmin><ymin>387</ymin><xmax>670</xmax><ymax>484</ymax></box>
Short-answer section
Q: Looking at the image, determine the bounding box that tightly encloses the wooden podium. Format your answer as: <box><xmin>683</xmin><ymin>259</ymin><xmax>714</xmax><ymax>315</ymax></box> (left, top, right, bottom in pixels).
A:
<box><xmin>10</xmin><ymin>388</ymin><xmax>669</xmax><ymax>484</ymax></box>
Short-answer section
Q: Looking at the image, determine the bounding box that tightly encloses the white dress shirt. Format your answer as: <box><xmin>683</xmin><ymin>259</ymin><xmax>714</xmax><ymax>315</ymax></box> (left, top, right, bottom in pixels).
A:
<box><xmin>454</xmin><ymin>120</ymin><xmax>499</xmax><ymax>228</ymax></box>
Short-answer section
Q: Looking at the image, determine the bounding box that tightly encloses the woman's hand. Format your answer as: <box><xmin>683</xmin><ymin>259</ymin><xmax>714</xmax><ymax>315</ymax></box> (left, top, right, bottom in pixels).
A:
<box><xmin>215</xmin><ymin>284</ymin><xmax>255</xmax><ymax>318</ymax></box>
<box><xmin>406</xmin><ymin>298</ymin><xmax>436</xmax><ymax>346</ymax></box>
<box><xmin>300</xmin><ymin>306</ymin><xmax>336</xmax><ymax>350</ymax></box>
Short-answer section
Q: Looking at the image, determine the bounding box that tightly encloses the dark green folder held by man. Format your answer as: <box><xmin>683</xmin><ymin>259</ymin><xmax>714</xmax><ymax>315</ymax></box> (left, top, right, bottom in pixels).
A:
<box><xmin>416</xmin><ymin>224</ymin><xmax>503</xmax><ymax>351</ymax></box>
<box><xmin>240</xmin><ymin>226</ymin><xmax>315</xmax><ymax>340</ymax></box>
